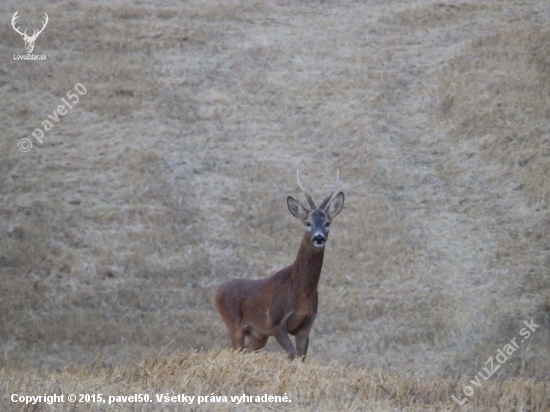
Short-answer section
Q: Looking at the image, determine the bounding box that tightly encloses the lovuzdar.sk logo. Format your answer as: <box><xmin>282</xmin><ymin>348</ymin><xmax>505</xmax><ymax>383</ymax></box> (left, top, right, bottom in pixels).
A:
<box><xmin>12</xmin><ymin>10</ymin><xmax>48</xmax><ymax>60</ymax></box>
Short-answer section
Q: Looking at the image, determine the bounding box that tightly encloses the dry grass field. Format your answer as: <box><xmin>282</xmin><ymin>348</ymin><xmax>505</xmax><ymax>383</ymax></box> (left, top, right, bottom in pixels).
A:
<box><xmin>2</xmin><ymin>348</ymin><xmax>549</xmax><ymax>411</ymax></box>
<box><xmin>1</xmin><ymin>0</ymin><xmax>549</xmax><ymax>410</ymax></box>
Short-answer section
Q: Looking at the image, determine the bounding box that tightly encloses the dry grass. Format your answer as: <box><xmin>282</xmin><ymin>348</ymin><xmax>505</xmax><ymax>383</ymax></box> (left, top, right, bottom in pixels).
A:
<box><xmin>1</xmin><ymin>0</ymin><xmax>550</xmax><ymax>409</ymax></box>
<box><xmin>1</xmin><ymin>348</ymin><xmax>548</xmax><ymax>411</ymax></box>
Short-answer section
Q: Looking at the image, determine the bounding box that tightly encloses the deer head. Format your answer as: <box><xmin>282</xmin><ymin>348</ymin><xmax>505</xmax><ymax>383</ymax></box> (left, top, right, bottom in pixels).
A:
<box><xmin>12</xmin><ymin>11</ymin><xmax>49</xmax><ymax>54</ymax></box>
<box><xmin>287</xmin><ymin>170</ymin><xmax>344</xmax><ymax>248</ymax></box>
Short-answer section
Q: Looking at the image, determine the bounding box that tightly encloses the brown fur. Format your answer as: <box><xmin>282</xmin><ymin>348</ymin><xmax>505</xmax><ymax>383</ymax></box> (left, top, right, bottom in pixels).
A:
<box><xmin>215</xmin><ymin>174</ymin><xmax>344</xmax><ymax>360</ymax></box>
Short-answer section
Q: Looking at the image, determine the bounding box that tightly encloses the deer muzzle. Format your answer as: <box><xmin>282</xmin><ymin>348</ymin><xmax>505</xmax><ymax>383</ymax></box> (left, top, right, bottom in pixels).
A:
<box><xmin>312</xmin><ymin>234</ymin><xmax>326</xmax><ymax>247</ymax></box>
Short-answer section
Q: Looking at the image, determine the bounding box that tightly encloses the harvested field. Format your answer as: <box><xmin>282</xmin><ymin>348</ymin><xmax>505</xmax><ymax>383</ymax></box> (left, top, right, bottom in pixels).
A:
<box><xmin>1</xmin><ymin>0</ymin><xmax>549</xmax><ymax>410</ymax></box>
<box><xmin>2</xmin><ymin>348</ymin><xmax>550</xmax><ymax>411</ymax></box>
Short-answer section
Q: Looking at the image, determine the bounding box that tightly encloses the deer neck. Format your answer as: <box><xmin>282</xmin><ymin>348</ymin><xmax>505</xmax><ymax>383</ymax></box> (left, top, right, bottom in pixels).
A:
<box><xmin>290</xmin><ymin>232</ymin><xmax>325</xmax><ymax>292</ymax></box>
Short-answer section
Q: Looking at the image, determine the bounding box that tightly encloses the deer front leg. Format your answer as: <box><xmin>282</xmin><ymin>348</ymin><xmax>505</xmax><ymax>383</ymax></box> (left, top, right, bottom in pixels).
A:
<box><xmin>295</xmin><ymin>330</ymin><xmax>310</xmax><ymax>359</ymax></box>
<box><xmin>272</xmin><ymin>324</ymin><xmax>297</xmax><ymax>360</ymax></box>
<box><xmin>295</xmin><ymin>314</ymin><xmax>316</xmax><ymax>361</ymax></box>
<box><xmin>295</xmin><ymin>294</ymin><xmax>317</xmax><ymax>360</ymax></box>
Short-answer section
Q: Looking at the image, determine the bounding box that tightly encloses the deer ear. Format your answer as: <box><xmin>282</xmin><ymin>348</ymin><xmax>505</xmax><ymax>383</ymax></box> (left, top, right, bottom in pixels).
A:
<box><xmin>287</xmin><ymin>196</ymin><xmax>308</xmax><ymax>219</ymax></box>
<box><xmin>326</xmin><ymin>192</ymin><xmax>344</xmax><ymax>218</ymax></box>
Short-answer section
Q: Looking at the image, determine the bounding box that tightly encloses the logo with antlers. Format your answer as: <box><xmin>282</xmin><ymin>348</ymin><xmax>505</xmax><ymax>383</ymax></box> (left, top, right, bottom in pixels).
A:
<box><xmin>11</xmin><ymin>11</ymin><xmax>48</xmax><ymax>54</ymax></box>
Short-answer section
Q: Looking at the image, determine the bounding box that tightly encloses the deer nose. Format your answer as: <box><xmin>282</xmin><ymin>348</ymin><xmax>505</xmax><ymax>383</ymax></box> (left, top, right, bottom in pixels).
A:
<box><xmin>312</xmin><ymin>234</ymin><xmax>326</xmax><ymax>246</ymax></box>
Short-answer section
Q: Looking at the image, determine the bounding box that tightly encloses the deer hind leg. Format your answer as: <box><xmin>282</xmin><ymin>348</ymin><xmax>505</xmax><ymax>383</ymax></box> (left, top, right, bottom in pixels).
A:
<box><xmin>230</xmin><ymin>327</ymin><xmax>245</xmax><ymax>351</ymax></box>
<box><xmin>246</xmin><ymin>332</ymin><xmax>268</xmax><ymax>352</ymax></box>
<box><xmin>215</xmin><ymin>284</ymin><xmax>246</xmax><ymax>351</ymax></box>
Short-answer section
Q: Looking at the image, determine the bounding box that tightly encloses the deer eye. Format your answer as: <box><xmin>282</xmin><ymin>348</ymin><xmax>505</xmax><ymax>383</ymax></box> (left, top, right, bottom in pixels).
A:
<box><xmin>325</xmin><ymin>222</ymin><xmax>330</xmax><ymax>227</ymax></box>
<box><xmin>305</xmin><ymin>222</ymin><xmax>311</xmax><ymax>227</ymax></box>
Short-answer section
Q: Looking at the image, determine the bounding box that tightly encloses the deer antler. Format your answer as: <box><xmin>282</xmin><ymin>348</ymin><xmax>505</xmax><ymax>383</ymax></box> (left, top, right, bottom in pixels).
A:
<box><xmin>296</xmin><ymin>169</ymin><xmax>316</xmax><ymax>210</ymax></box>
<box><xmin>11</xmin><ymin>11</ymin><xmax>48</xmax><ymax>40</ymax></box>
<box><xmin>11</xmin><ymin>11</ymin><xmax>25</xmax><ymax>37</ymax></box>
<box><xmin>319</xmin><ymin>170</ymin><xmax>339</xmax><ymax>210</ymax></box>
<box><xmin>30</xmin><ymin>13</ymin><xmax>48</xmax><ymax>40</ymax></box>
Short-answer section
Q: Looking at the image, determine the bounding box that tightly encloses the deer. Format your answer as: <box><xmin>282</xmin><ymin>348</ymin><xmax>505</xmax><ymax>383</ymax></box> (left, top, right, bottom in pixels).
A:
<box><xmin>11</xmin><ymin>11</ymin><xmax>49</xmax><ymax>54</ymax></box>
<box><xmin>214</xmin><ymin>170</ymin><xmax>344</xmax><ymax>360</ymax></box>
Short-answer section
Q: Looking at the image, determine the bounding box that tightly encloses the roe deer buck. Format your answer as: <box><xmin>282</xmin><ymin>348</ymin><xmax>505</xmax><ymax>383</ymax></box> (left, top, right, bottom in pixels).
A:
<box><xmin>215</xmin><ymin>170</ymin><xmax>344</xmax><ymax>360</ymax></box>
